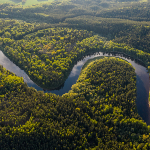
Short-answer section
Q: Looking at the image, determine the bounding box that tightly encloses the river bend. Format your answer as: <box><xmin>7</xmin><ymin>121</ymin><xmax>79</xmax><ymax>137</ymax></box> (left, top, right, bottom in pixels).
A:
<box><xmin>0</xmin><ymin>51</ymin><xmax>150</xmax><ymax>124</ymax></box>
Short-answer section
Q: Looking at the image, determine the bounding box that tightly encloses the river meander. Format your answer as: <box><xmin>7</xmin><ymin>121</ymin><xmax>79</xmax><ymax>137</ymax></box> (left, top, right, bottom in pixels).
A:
<box><xmin>0</xmin><ymin>50</ymin><xmax>150</xmax><ymax>124</ymax></box>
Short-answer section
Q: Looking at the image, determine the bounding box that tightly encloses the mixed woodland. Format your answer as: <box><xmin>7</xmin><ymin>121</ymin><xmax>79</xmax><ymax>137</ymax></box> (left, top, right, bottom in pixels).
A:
<box><xmin>1</xmin><ymin>0</ymin><xmax>150</xmax><ymax>149</ymax></box>
<box><xmin>1</xmin><ymin>58</ymin><xmax>150</xmax><ymax>149</ymax></box>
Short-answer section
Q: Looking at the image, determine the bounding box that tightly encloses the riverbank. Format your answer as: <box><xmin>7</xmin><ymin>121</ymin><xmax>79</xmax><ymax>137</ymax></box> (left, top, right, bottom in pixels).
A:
<box><xmin>0</xmin><ymin>56</ymin><xmax>150</xmax><ymax>150</ymax></box>
<box><xmin>0</xmin><ymin>50</ymin><xmax>150</xmax><ymax>124</ymax></box>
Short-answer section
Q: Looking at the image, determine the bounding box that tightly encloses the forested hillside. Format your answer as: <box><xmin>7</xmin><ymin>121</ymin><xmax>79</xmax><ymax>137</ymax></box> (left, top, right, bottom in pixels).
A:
<box><xmin>1</xmin><ymin>57</ymin><xmax>150</xmax><ymax>149</ymax></box>
<box><xmin>1</xmin><ymin>0</ymin><xmax>150</xmax><ymax>149</ymax></box>
<box><xmin>1</xmin><ymin>19</ymin><xmax>150</xmax><ymax>90</ymax></box>
<box><xmin>0</xmin><ymin>19</ymin><xmax>104</xmax><ymax>89</ymax></box>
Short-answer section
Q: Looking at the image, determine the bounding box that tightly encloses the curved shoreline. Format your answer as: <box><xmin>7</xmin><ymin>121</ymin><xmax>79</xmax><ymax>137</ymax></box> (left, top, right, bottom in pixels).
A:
<box><xmin>0</xmin><ymin>50</ymin><xmax>150</xmax><ymax>124</ymax></box>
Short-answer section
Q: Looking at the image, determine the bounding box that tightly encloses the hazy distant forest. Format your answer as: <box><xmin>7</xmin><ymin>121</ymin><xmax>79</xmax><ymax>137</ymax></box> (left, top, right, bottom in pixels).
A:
<box><xmin>1</xmin><ymin>0</ymin><xmax>150</xmax><ymax>149</ymax></box>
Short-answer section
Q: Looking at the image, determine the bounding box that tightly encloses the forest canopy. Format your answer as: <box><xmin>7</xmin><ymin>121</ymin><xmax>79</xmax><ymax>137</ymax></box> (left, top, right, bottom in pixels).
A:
<box><xmin>1</xmin><ymin>18</ymin><xmax>150</xmax><ymax>90</ymax></box>
<box><xmin>1</xmin><ymin>0</ymin><xmax>150</xmax><ymax>149</ymax></box>
<box><xmin>1</xmin><ymin>57</ymin><xmax>150</xmax><ymax>149</ymax></box>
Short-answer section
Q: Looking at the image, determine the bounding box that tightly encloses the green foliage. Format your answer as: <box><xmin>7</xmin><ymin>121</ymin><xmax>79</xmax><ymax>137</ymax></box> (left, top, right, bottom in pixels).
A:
<box><xmin>1</xmin><ymin>0</ymin><xmax>150</xmax><ymax>149</ymax></box>
<box><xmin>0</xmin><ymin>65</ymin><xmax>24</xmax><ymax>95</ymax></box>
<box><xmin>96</xmin><ymin>2</ymin><xmax>150</xmax><ymax>22</ymax></box>
<box><xmin>0</xmin><ymin>58</ymin><xmax>150</xmax><ymax>149</ymax></box>
<box><xmin>0</xmin><ymin>0</ymin><xmax>150</xmax><ymax>90</ymax></box>
<box><xmin>0</xmin><ymin>19</ymin><xmax>104</xmax><ymax>89</ymax></box>
<box><xmin>0</xmin><ymin>0</ymin><xmax>150</xmax><ymax>54</ymax></box>
<box><xmin>65</xmin><ymin>15</ymin><xmax>150</xmax><ymax>53</ymax></box>
<box><xmin>1</xmin><ymin>18</ymin><xmax>150</xmax><ymax>90</ymax></box>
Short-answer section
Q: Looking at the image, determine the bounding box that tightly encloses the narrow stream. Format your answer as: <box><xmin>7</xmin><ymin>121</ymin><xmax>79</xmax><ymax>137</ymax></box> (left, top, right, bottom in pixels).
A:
<box><xmin>0</xmin><ymin>51</ymin><xmax>150</xmax><ymax>124</ymax></box>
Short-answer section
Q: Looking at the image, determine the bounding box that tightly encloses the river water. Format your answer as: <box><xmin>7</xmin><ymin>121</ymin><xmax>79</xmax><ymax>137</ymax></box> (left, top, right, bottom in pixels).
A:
<box><xmin>0</xmin><ymin>51</ymin><xmax>150</xmax><ymax>124</ymax></box>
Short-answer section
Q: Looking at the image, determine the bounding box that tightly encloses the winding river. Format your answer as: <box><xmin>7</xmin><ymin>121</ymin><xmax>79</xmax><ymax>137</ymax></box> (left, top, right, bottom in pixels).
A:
<box><xmin>0</xmin><ymin>50</ymin><xmax>150</xmax><ymax>124</ymax></box>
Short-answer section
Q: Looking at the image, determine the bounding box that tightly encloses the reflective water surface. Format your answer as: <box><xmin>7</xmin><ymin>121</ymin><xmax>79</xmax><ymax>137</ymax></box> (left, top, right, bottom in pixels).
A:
<box><xmin>0</xmin><ymin>51</ymin><xmax>150</xmax><ymax>124</ymax></box>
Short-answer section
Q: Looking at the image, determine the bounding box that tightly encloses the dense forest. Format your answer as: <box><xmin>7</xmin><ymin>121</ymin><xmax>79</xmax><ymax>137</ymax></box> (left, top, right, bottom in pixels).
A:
<box><xmin>1</xmin><ymin>57</ymin><xmax>150</xmax><ymax>149</ymax></box>
<box><xmin>1</xmin><ymin>19</ymin><xmax>150</xmax><ymax>89</ymax></box>
<box><xmin>1</xmin><ymin>0</ymin><xmax>150</xmax><ymax>149</ymax></box>
<box><xmin>0</xmin><ymin>20</ymin><xmax>104</xmax><ymax>89</ymax></box>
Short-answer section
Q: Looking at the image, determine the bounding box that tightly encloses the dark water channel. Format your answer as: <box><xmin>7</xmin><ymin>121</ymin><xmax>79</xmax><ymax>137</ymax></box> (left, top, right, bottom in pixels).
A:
<box><xmin>0</xmin><ymin>50</ymin><xmax>150</xmax><ymax>124</ymax></box>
